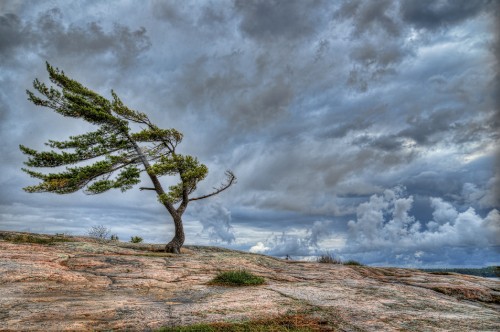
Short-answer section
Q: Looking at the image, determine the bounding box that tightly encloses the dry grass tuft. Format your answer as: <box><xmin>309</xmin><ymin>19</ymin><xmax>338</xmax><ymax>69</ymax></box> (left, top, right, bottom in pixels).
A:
<box><xmin>316</xmin><ymin>252</ymin><xmax>342</xmax><ymax>264</ymax></box>
<box><xmin>156</xmin><ymin>314</ymin><xmax>333</xmax><ymax>331</ymax></box>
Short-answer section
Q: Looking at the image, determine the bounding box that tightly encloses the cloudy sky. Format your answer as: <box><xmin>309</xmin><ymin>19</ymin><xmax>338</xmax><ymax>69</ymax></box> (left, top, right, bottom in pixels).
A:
<box><xmin>1</xmin><ymin>0</ymin><xmax>499</xmax><ymax>267</ymax></box>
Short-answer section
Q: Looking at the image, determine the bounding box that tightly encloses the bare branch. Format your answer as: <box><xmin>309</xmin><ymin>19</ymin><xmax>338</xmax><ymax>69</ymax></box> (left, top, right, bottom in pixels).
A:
<box><xmin>189</xmin><ymin>170</ymin><xmax>236</xmax><ymax>202</ymax></box>
<box><xmin>139</xmin><ymin>187</ymin><xmax>156</xmax><ymax>191</ymax></box>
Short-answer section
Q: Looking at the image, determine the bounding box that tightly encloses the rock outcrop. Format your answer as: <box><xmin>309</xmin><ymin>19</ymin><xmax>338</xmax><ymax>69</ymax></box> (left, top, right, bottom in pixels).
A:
<box><xmin>0</xmin><ymin>231</ymin><xmax>498</xmax><ymax>331</ymax></box>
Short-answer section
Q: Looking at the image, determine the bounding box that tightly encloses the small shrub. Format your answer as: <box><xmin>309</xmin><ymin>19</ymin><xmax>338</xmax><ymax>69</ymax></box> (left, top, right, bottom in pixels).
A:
<box><xmin>316</xmin><ymin>251</ymin><xmax>342</xmax><ymax>264</ymax></box>
<box><xmin>343</xmin><ymin>260</ymin><xmax>363</xmax><ymax>266</ymax></box>
<box><xmin>87</xmin><ymin>225</ymin><xmax>111</xmax><ymax>241</ymax></box>
<box><xmin>110</xmin><ymin>234</ymin><xmax>119</xmax><ymax>241</ymax></box>
<box><xmin>130</xmin><ymin>236</ymin><xmax>143</xmax><ymax>243</ymax></box>
<box><xmin>210</xmin><ymin>270</ymin><xmax>265</xmax><ymax>286</ymax></box>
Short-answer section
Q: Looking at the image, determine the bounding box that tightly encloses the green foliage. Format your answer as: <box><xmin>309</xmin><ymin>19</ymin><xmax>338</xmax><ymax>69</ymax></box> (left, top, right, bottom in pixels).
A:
<box><xmin>209</xmin><ymin>270</ymin><xmax>265</xmax><ymax>286</ymax></box>
<box><xmin>21</xmin><ymin>153</ymin><xmax>142</xmax><ymax>195</ymax></box>
<box><xmin>130</xmin><ymin>236</ymin><xmax>143</xmax><ymax>243</ymax></box>
<box><xmin>131</xmin><ymin>127</ymin><xmax>183</xmax><ymax>145</ymax></box>
<box><xmin>111</xmin><ymin>90</ymin><xmax>150</xmax><ymax>124</ymax></box>
<box><xmin>20</xmin><ymin>63</ymin><xmax>236</xmax><ymax>253</ymax></box>
<box><xmin>20</xmin><ymin>62</ymin><xmax>226</xmax><ymax>204</ymax></box>
<box><xmin>110</xmin><ymin>234</ymin><xmax>119</xmax><ymax>241</ymax></box>
<box><xmin>149</xmin><ymin>154</ymin><xmax>208</xmax><ymax>203</ymax></box>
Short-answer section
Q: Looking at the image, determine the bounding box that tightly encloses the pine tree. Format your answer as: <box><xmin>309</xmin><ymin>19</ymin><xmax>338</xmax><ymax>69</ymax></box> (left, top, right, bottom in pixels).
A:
<box><xmin>20</xmin><ymin>63</ymin><xmax>236</xmax><ymax>253</ymax></box>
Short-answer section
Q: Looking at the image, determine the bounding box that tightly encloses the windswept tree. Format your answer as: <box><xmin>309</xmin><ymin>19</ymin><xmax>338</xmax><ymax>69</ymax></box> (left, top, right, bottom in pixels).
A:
<box><xmin>20</xmin><ymin>63</ymin><xmax>236</xmax><ymax>253</ymax></box>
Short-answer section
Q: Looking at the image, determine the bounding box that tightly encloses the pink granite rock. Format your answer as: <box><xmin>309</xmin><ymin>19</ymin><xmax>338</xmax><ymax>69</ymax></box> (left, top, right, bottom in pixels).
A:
<box><xmin>0</xmin><ymin>231</ymin><xmax>498</xmax><ymax>331</ymax></box>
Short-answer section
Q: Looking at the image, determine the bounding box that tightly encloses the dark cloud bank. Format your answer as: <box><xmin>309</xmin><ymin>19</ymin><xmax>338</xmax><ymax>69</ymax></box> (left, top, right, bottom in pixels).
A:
<box><xmin>0</xmin><ymin>0</ymin><xmax>498</xmax><ymax>267</ymax></box>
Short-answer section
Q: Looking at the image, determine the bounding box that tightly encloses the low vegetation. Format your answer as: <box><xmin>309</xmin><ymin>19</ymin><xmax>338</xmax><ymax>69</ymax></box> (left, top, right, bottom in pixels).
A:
<box><xmin>316</xmin><ymin>252</ymin><xmax>363</xmax><ymax>266</ymax></box>
<box><xmin>343</xmin><ymin>260</ymin><xmax>363</xmax><ymax>266</ymax></box>
<box><xmin>130</xmin><ymin>236</ymin><xmax>143</xmax><ymax>243</ymax></box>
<box><xmin>87</xmin><ymin>225</ymin><xmax>111</xmax><ymax>241</ymax></box>
<box><xmin>209</xmin><ymin>270</ymin><xmax>265</xmax><ymax>286</ymax></box>
<box><xmin>156</xmin><ymin>314</ymin><xmax>330</xmax><ymax>332</ymax></box>
<box><xmin>316</xmin><ymin>252</ymin><xmax>342</xmax><ymax>264</ymax></box>
<box><xmin>4</xmin><ymin>233</ymin><xmax>70</xmax><ymax>245</ymax></box>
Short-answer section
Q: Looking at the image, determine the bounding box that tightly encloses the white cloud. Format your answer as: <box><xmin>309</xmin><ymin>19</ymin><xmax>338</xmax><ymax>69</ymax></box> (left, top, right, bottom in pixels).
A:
<box><xmin>345</xmin><ymin>187</ymin><xmax>500</xmax><ymax>259</ymax></box>
<box><xmin>249</xmin><ymin>242</ymin><xmax>269</xmax><ymax>253</ymax></box>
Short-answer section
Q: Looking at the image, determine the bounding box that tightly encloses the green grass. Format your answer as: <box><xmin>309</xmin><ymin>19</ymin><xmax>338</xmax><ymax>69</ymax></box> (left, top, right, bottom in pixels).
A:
<box><xmin>156</xmin><ymin>315</ymin><xmax>328</xmax><ymax>331</ymax></box>
<box><xmin>209</xmin><ymin>270</ymin><xmax>265</xmax><ymax>286</ymax></box>
<box><xmin>6</xmin><ymin>234</ymin><xmax>71</xmax><ymax>245</ymax></box>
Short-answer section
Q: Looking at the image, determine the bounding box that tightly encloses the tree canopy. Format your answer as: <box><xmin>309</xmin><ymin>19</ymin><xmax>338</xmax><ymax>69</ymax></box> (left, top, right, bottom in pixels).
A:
<box><xmin>20</xmin><ymin>63</ymin><xmax>236</xmax><ymax>252</ymax></box>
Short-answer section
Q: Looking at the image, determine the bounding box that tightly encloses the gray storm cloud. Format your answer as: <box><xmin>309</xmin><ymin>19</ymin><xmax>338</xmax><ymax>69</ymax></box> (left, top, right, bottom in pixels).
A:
<box><xmin>0</xmin><ymin>8</ymin><xmax>150</xmax><ymax>67</ymax></box>
<box><xmin>399</xmin><ymin>0</ymin><xmax>490</xmax><ymax>30</ymax></box>
<box><xmin>249</xmin><ymin>219</ymin><xmax>335</xmax><ymax>257</ymax></box>
<box><xmin>192</xmin><ymin>201</ymin><xmax>235</xmax><ymax>244</ymax></box>
<box><xmin>0</xmin><ymin>0</ymin><xmax>498</xmax><ymax>266</ymax></box>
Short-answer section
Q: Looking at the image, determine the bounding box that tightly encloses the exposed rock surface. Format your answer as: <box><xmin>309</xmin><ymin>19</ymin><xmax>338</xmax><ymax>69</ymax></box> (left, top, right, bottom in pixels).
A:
<box><xmin>0</xmin><ymin>231</ymin><xmax>498</xmax><ymax>331</ymax></box>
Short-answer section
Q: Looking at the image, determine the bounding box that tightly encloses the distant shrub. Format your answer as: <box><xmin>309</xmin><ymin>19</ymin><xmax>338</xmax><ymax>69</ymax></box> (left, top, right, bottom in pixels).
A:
<box><xmin>110</xmin><ymin>234</ymin><xmax>119</xmax><ymax>241</ymax></box>
<box><xmin>343</xmin><ymin>260</ymin><xmax>363</xmax><ymax>266</ymax></box>
<box><xmin>130</xmin><ymin>236</ymin><xmax>143</xmax><ymax>243</ymax></box>
<box><xmin>317</xmin><ymin>251</ymin><xmax>342</xmax><ymax>264</ymax></box>
<box><xmin>87</xmin><ymin>225</ymin><xmax>111</xmax><ymax>241</ymax></box>
<box><xmin>210</xmin><ymin>270</ymin><xmax>265</xmax><ymax>286</ymax></box>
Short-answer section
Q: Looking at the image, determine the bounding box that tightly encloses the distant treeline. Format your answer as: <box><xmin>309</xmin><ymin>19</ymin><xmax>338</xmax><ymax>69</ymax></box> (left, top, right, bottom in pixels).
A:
<box><xmin>419</xmin><ymin>266</ymin><xmax>499</xmax><ymax>278</ymax></box>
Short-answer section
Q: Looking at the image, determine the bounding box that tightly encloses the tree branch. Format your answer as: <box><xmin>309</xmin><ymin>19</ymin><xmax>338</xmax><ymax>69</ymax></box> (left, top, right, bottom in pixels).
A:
<box><xmin>189</xmin><ymin>170</ymin><xmax>236</xmax><ymax>202</ymax></box>
<box><xmin>139</xmin><ymin>187</ymin><xmax>156</xmax><ymax>191</ymax></box>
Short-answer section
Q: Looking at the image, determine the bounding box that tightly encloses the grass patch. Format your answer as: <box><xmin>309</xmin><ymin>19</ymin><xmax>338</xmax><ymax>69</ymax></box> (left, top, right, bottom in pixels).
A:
<box><xmin>5</xmin><ymin>234</ymin><xmax>70</xmax><ymax>245</ymax></box>
<box><xmin>156</xmin><ymin>314</ymin><xmax>330</xmax><ymax>331</ymax></box>
<box><xmin>209</xmin><ymin>270</ymin><xmax>265</xmax><ymax>286</ymax></box>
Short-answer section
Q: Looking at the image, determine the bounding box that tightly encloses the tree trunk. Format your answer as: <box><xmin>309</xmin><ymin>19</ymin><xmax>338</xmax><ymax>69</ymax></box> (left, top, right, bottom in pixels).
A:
<box><xmin>165</xmin><ymin>215</ymin><xmax>185</xmax><ymax>254</ymax></box>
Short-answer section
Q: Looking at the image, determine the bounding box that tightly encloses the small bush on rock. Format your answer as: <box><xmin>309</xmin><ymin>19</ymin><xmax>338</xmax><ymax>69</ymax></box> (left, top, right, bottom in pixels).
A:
<box><xmin>130</xmin><ymin>236</ymin><xmax>143</xmax><ymax>243</ymax></box>
<box><xmin>210</xmin><ymin>270</ymin><xmax>265</xmax><ymax>286</ymax></box>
